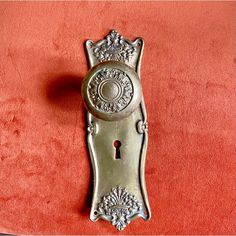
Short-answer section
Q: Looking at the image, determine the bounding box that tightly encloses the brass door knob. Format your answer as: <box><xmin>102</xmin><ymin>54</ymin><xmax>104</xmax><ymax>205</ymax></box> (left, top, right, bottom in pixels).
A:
<box><xmin>82</xmin><ymin>30</ymin><xmax>151</xmax><ymax>231</ymax></box>
<box><xmin>82</xmin><ymin>61</ymin><xmax>142</xmax><ymax>121</ymax></box>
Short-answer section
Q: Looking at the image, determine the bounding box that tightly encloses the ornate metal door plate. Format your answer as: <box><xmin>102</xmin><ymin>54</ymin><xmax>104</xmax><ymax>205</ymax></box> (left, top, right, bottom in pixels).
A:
<box><xmin>82</xmin><ymin>30</ymin><xmax>151</xmax><ymax>230</ymax></box>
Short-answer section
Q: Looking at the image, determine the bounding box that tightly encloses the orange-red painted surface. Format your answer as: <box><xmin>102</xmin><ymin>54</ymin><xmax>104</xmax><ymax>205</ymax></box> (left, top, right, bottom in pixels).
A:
<box><xmin>0</xmin><ymin>2</ymin><xmax>235</xmax><ymax>235</ymax></box>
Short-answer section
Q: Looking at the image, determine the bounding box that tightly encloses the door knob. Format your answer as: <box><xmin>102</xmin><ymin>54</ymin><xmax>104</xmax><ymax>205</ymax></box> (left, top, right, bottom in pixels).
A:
<box><xmin>82</xmin><ymin>30</ymin><xmax>151</xmax><ymax>231</ymax></box>
<box><xmin>82</xmin><ymin>61</ymin><xmax>142</xmax><ymax>121</ymax></box>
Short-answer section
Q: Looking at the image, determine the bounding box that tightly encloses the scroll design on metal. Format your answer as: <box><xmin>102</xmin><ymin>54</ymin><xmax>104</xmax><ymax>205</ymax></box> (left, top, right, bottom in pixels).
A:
<box><xmin>82</xmin><ymin>29</ymin><xmax>151</xmax><ymax>230</ymax></box>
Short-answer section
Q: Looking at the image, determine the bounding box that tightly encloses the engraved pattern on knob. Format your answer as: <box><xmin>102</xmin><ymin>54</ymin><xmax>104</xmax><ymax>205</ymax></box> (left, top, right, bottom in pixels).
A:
<box><xmin>88</xmin><ymin>68</ymin><xmax>133</xmax><ymax>113</ymax></box>
<box><xmin>82</xmin><ymin>61</ymin><xmax>142</xmax><ymax>121</ymax></box>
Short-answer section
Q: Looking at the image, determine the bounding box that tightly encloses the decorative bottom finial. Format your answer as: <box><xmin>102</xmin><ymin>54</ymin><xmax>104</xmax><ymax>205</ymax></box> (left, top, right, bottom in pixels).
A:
<box><xmin>95</xmin><ymin>187</ymin><xmax>143</xmax><ymax>230</ymax></box>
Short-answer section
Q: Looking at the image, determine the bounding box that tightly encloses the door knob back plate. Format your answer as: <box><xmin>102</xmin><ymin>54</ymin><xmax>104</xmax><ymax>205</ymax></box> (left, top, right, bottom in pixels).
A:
<box><xmin>82</xmin><ymin>30</ymin><xmax>151</xmax><ymax>231</ymax></box>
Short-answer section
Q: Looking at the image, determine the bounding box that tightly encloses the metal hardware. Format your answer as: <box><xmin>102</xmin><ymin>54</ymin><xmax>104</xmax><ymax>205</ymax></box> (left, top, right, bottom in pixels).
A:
<box><xmin>82</xmin><ymin>30</ymin><xmax>151</xmax><ymax>230</ymax></box>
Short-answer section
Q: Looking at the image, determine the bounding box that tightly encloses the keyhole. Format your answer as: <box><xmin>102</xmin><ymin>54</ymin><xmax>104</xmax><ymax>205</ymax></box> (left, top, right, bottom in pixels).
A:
<box><xmin>114</xmin><ymin>140</ymin><xmax>122</xmax><ymax>159</ymax></box>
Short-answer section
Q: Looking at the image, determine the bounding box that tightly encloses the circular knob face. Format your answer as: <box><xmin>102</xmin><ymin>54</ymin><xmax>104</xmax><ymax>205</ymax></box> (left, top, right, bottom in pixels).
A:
<box><xmin>82</xmin><ymin>61</ymin><xmax>142</xmax><ymax>121</ymax></box>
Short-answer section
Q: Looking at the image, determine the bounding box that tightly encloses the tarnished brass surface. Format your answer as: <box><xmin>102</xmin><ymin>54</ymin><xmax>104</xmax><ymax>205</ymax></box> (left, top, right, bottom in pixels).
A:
<box><xmin>82</xmin><ymin>30</ymin><xmax>151</xmax><ymax>231</ymax></box>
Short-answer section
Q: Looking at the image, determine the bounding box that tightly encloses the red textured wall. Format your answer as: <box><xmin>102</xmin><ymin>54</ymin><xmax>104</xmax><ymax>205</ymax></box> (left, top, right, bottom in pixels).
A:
<box><xmin>0</xmin><ymin>2</ymin><xmax>235</xmax><ymax>235</ymax></box>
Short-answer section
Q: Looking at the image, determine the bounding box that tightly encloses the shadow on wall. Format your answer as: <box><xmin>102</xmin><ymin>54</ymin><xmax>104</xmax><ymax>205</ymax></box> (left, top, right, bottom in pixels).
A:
<box><xmin>44</xmin><ymin>73</ymin><xmax>94</xmax><ymax>216</ymax></box>
<box><xmin>45</xmin><ymin>73</ymin><xmax>84</xmax><ymax>112</ymax></box>
<box><xmin>0</xmin><ymin>234</ymin><xmax>16</xmax><ymax>236</ymax></box>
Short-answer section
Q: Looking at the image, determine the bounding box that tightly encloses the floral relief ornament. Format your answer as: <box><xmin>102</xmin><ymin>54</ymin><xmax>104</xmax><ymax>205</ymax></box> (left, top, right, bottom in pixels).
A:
<box><xmin>95</xmin><ymin>187</ymin><xmax>143</xmax><ymax>230</ymax></box>
<box><xmin>88</xmin><ymin>68</ymin><xmax>133</xmax><ymax>113</ymax></box>
<box><xmin>93</xmin><ymin>30</ymin><xmax>135</xmax><ymax>62</ymax></box>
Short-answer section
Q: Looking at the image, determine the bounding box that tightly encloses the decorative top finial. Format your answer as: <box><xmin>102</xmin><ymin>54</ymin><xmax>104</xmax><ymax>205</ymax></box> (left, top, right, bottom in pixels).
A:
<box><xmin>93</xmin><ymin>30</ymin><xmax>135</xmax><ymax>62</ymax></box>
